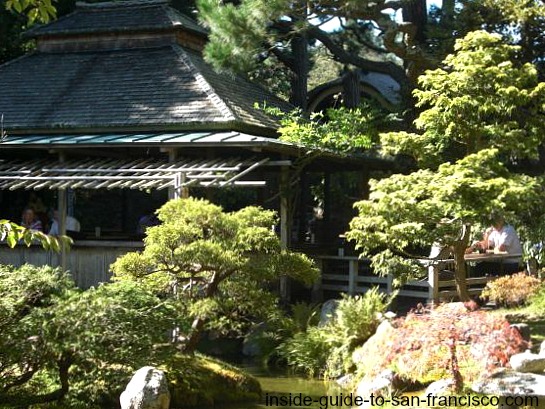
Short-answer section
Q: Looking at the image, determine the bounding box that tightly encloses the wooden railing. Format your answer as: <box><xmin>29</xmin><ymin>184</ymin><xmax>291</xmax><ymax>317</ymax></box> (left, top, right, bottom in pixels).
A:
<box><xmin>314</xmin><ymin>255</ymin><xmax>494</xmax><ymax>303</ymax></box>
<box><xmin>0</xmin><ymin>241</ymin><xmax>142</xmax><ymax>288</ymax></box>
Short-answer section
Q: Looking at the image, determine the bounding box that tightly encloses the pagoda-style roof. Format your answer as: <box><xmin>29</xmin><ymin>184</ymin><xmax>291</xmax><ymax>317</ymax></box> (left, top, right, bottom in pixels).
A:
<box><xmin>24</xmin><ymin>0</ymin><xmax>208</xmax><ymax>39</ymax></box>
<box><xmin>0</xmin><ymin>0</ymin><xmax>292</xmax><ymax>136</ymax></box>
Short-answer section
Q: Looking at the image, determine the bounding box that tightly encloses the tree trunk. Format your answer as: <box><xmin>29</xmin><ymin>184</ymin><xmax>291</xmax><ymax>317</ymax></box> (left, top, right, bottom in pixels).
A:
<box><xmin>290</xmin><ymin>34</ymin><xmax>308</xmax><ymax>110</ymax></box>
<box><xmin>341</xmin><ymin>68</ymin><xmax>361</xmax><ymax>108</ymax></box>
<box><xmin>453</xmin><ymin>246</ymin><xmax>469</xmax><ymax>302</ymax></box>
<box><xmin>182</xmin><ymin>272</ymin><xmax>222</xmax><ymax>354</ymax></box>
<box><xmin>401</xmin><ymin>0</ymin><xmax>427</xmax><ymax>44</ymax></box>
<box><xmin>453</xmin><ymin>224</ymin><xmax>471</xmax><ymax>301</ymax></box>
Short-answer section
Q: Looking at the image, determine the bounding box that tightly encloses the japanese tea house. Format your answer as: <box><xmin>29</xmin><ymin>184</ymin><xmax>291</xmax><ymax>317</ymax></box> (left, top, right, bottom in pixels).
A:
<box><xmin>0</xmin><ymin>0</ymin><xmax>394</xmax><ymax>299</ymax></box>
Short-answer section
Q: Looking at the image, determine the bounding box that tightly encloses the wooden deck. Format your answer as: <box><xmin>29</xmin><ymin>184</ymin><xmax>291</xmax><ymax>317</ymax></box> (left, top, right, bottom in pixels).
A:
<box><xmin>1</xmin><ymin>244</ymin><xmax>494</xmax><ymax>301</ymax></box>
<box><xmin>315</xmin><ymin>255</ymin><xmax>494</xmax><ymax>303</ymax></box>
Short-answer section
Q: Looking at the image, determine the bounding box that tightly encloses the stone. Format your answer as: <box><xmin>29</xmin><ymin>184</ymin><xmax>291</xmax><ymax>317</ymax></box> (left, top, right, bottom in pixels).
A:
<box><xmin>471</xmin><ymin>369</ymin><xmax>545</xmax><ymax>398</ymax></box>
<box><xmin>352</xmin><ymin>321</ymin><xmax>394</xmax><ymax>366</ymax></box>
<box><xmin>120</xmin><ymin>366</ymin><xmax>170</xmax><ymax>409</ymax></box>
<box><xmin>356</xmin><ymin>369</ymin><xmax>396</xmax><ymax>399</ymax></box>
<box><xmin>510</xmin><ymin>323</ymin><xmax>531</xmax><ymax>342</ymax></box>
<box><xmin>242</xmin><ymin>322</ymin><xmax>266</xmax><ymax>357</ymax></box>
<box><xmin>539</xmin><ymin>340</ymin><xmax>545</xmax><ymax>357</ymax></box>
<box><xmin>424</xmin><ymin>378</ymin><xmax>455</xmax><ymax>396</ymax></box>
<box><xmin>318</xmin><ymin>299</ymin><xmax>340</xmax><ymax>327</ymax></box>
<box><xmin>509</xmin><ymin>350</ymin><xmax>545</xmax><ymax>373</ymax></box>
<box><xmin>336</xmin><ymin>374</ymin><xmax>353</xmax><ymax>388</ymax></box>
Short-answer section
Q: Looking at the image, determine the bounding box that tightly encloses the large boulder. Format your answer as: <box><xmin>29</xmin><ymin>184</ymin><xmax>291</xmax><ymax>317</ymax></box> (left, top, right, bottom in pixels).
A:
<box><xmin>471</xmin><ymin>369</ymin><xmax>545</xmax><ymax>398</ymax></box>
<box><xmin>540</xmin><ymin>340</ymin><xmax>545</xmax><ymax>357</ymax></box>
<box><xmin>355</xmin><ymin>369</ymin><xmax>397</xmax><ymax>408</ymax></box>
<box><xmin>424</xmin><ymin>378</ymin><xmax>455</xmax><ymax>397</ymax></box>
<box><xmin>352</xmin><ymin>320</ymin><xmax>394</xmax><ymax>366</ymax></box>
<box><xmin>318</xmin><ymin>299</ymin><xmax>339</xmax><ymax>327</ymax></box>
<box><xmin>120</xmin><ymin>366</ymin><xmax>170</xmax><ymax>409</ymax></box>
<box><xmin>509</xmin><ymin>350</ymin><xmax>545</xmax><ymax>373</ymax></box>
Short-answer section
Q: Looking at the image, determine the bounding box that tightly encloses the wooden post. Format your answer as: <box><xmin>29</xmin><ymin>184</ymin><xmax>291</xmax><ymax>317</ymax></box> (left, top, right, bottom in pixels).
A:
<box><xmin>386</xmin><ymin>273</ymin><xmax>393</xmax><ymax>295</ymax></box>
<box><xmin>311</xmin><ymin>257</ymin><xmax>323</xmax><ymax>303</ymax></box>
<box><xmin>168</xmin><ymin>149</ymin><xmax>179</xmax><ymax>200</ymax></box>
<box><xmin>348</xmin><ymin>259</ymin><xmax>358</xmax><ymax>295</ymax></box>
<box><xmin>58</xmin><ymin>152</ymin><xmax>67</xmax><ymax>271</ymax></box>
<box><xmin>279</xmin><ymin>165</ymin><xmax>290</xmax><ymax>302</ymax></box>
<box><xmin>428</xmin><ymin>263</ymin><xmax>439</xmax><ymax>305</ymax></box>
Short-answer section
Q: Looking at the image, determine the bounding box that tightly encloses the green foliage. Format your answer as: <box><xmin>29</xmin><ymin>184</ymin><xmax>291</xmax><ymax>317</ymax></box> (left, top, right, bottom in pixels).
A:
<box><xmin>112</xmin><ymin>198</ymin><xmax>318</xmax><ymax>351</ymax></box>
<box><xmin>348</xmin><ymin>149</ymin><xmax>544</xmax><ymax>283</ymax></box>
<box><xmin>348</xmin><ymin>31</ymin><xmax>545</xmax><ymax>298</ymax></box>
<box><xmin>4</xmin><ymin>0</ymin><xmax>56</xmax><ymax>23</ymax></box>
<box><xmin>0</xmin><ymin>264</ymin><xmax>176</xmax><ymax>407</ymax></box>
<box><xmin>382</xmin><ymin>31</ymin><xmax>545</xmax><ymax>168</ymax></box>
<box><xmin>354</xmin><ymin>303</ymin><xmax>527</xmax><ymax>386</ymax></box>
<box><xmin>277</xmin><ymin>288</ymin><xmax>392</xmax><ymax>378</ymax></box>
<box><xmin>527</xmin><ymin>285</ymin><xmax>545</xmax><ymax>315</ymax></box>
<box><xmin>276</xmin><ymin>326</ymin><xmax>330</xmax><ymax>377</ymax></box>
<box><xmin>481</xmin><ymin>273</ymin><xmax>543</xmax><ymax>308</ymax></box>
<box><xmin>263</xmin><ymin>103</ymin><xmax>389</xmax><ymax>154</ymax></box>
<box><xmin>0</xmin><ymin>219</ymin><xmax>72</xmax><ymax>252</ymax></box>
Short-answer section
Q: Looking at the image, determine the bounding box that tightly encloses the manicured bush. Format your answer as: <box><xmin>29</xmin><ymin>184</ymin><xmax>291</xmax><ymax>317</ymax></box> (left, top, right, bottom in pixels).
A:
<box><xmin>481</xmin><ymin>272</ymin><xmax>543</xmax><ymax>308</ymax></box>
<box><xmin>0</xmin><ymin>264</ymin><xmax>177</xmax><ymax>408</ymax></box>
<box><xmin>354</xmin><ymin>303</ymin><xmax>527</xmax><ymax>386</ymax></box>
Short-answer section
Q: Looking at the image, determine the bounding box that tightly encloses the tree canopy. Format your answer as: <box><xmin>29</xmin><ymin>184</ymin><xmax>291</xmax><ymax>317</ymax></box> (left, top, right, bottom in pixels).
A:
<box><xmin>347</xmin><ymin>31</ymin><xmax>545</xmax><ymax>300</ymax></box>
<box><xmin>112</xmin><ymin>198</ymin><xmax>318</xmax><ymax>353</ymax></box>
<box><xmin>2</xmin><ymin>0</ymin><xmax>56</xmax><ymax>23</ymax></box>
<box><xmin>197</xmin><ymin>0</ymin><xmax>418</xmax><ymax>108</ymax></box>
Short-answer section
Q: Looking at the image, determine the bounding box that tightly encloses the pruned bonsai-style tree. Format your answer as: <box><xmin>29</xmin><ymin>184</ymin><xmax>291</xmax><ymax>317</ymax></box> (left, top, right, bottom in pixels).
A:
<box><xmin>112</xmin><ymin>197</ymin><xmax>319</xmax><ymax>353</ymax></box>
<box><xmin>347</xmin><ymin>31</ymin><xmax>545</xmax><ymax>301</ymax></box>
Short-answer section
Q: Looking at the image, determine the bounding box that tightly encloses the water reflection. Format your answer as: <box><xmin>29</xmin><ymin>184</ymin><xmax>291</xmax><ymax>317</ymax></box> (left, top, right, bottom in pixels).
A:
<box><xmin>238</xmin><ymin>364</ymin><xmax>349</xmax><ymax>409</ymax></box>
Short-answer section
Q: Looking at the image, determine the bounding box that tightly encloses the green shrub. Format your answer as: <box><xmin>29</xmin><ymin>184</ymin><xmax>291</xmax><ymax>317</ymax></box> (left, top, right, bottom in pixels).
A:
<box><xmin>276</xmin><ymin>326</ymin><xmax>330</xmax><ymax>377</ymax></box>
<box><xmin>0</xmin><ymin>264</ymin><xmax>177</xmax><ymax>408</ymax></box>
<box><xmin>527</xmin><ymin>284</ymin><xmax>545</xmax><ymax>314</ymax></box>
<box><xmin>277</xmin><ymin>287</ymin><xmax>393</xmax><ymax>378</ymax></box>
<box><xmin>481</xmin><ymin>272</ymin><xmax>543</xmax><ymax>308</ymax></box>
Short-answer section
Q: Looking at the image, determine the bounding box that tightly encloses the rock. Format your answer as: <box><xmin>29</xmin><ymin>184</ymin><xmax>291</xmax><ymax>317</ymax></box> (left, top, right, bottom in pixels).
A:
<box><xmin>384</xmin><ymin>311</ymin><xmax>397</xmax><ymax>319</ymax></box>
<box><xmin>352</xmin><ymin>321</ymin><xmax>394</xmax><ymax>366</ymax></box>
<box><xmin>120</xmin><ymin>366</ymin><xmax>170</xmax><ymax>409</ymax></box>
<box><xmin>242</xmin><ymin>322</ymin><xmax>266</xmax><ymax>357</ymax></box>
<box><xmin>538</xmin><ymin>342</ymin><xmax>545</xmax><ymax>357</ymax></box>
<box><xmin>424</xmin><ymin>378</ymin><xmax>455</xmax><ymax>396</ymax></box>
<box><xmin>336</xmin><ymin>374</ymin><xmax>353</xmax><ymax>388</ymax></box>
<box><xmin>356</xmin><ymin>369</ymin><xmax>397</xmax><ymax>400</ymax></box>
<box><xmin>510</xmin><ymin>323</ymin><xmax>531</xmax><ymax>342</ymax></box>
<box><xmin>318</xmin><ymin>299</ymin><xmax>340</xmax><ymax>327</ymax></box>
<box><xmin>510</xmin><ymin>350</ymin><xmax>545</xmax><ymax>373</ymax></box>
<box><xmin>471</xmin><ymin>369</ymin><xmax>545</xmax><ymax>398</ymax></box>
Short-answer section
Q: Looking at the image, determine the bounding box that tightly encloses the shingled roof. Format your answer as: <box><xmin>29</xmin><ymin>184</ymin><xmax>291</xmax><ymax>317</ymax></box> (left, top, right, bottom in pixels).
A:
<box><xmin>0</xmin><ymin>0</ymin><xmax>292</xmax><ymax>136</ymax></box>
<box><xmin>24</xmin><ymin>0</ymin><xmax>207</xmax><ymax>38</ymax></box>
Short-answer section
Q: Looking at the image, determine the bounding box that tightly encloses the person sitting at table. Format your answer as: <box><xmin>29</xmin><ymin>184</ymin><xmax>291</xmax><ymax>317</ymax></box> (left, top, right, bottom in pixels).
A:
<box><xmin>48</xmin><ymin>209</ymin><xmax>81</xmax><ymax>237</ymax></box>
<box><xmin>20</xmin><ymin>207</ymin><xmax>43</xmax><ymax>232</ymax></box>
<box><xmin>468</xmin><ymin>213</ymin><xmax>522</xmax><ymax>276</ymax></box>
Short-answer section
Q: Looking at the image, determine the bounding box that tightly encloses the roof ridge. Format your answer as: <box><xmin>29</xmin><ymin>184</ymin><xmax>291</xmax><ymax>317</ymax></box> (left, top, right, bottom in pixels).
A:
<box><xmin>162</xmin><ymin>4</ymin><xmax>207</xmax><ymax>35</ymax></box>
<box><xmin>76</xmin><ymin>0</ymin><xmax>167</xmax><ymax>9</ymax></box>
<box><xmin>172</xmin><ymin>45</ymin><xmax>237</xmax><ymax>122</ymax></box>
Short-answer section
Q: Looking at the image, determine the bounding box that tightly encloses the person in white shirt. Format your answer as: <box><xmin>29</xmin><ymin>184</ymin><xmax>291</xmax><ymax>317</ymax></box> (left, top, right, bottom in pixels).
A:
<box><xmin>48</xmin><ymin>210</ymin><xmax>81</xmax><ymax>236</ymax></box>
<box><xmin>472</xmin><ymin>213</ymin><xmax>522</xmax><ymax>275</ymax></box>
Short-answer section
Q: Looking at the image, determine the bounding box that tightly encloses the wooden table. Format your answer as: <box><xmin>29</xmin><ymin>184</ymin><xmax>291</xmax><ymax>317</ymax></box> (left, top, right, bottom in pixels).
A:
<box><xmin>464</xmin><ymin>252</ymin><xmax>522</xmax><ymax>275</ymax></box>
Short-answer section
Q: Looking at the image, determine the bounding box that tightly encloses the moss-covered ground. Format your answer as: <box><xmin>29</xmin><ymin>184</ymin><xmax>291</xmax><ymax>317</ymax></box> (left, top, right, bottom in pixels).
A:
<box><xmin>161</xmin><ymin>353</ymin><xmax>261</xmax><ymax>407</ymax></box>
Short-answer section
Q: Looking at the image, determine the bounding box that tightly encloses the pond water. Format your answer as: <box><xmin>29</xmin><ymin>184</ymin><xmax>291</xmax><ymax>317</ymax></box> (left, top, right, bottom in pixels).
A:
<box><xmin>224</xmin><ymin>363</ymin><xmax>545</xmax><ymax>409</ymax></box>
<box><xmin>235</xmin><ymin>364</ymin><xmax>348</xmax><ymax>409</ymax></box>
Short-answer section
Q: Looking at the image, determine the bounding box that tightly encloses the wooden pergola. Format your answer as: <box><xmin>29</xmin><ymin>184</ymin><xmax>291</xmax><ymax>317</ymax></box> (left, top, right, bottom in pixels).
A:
<box><xmin>0</xmin><ymin>157</ymin><xmax>272</xmax><ymax>191</ymax></box>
